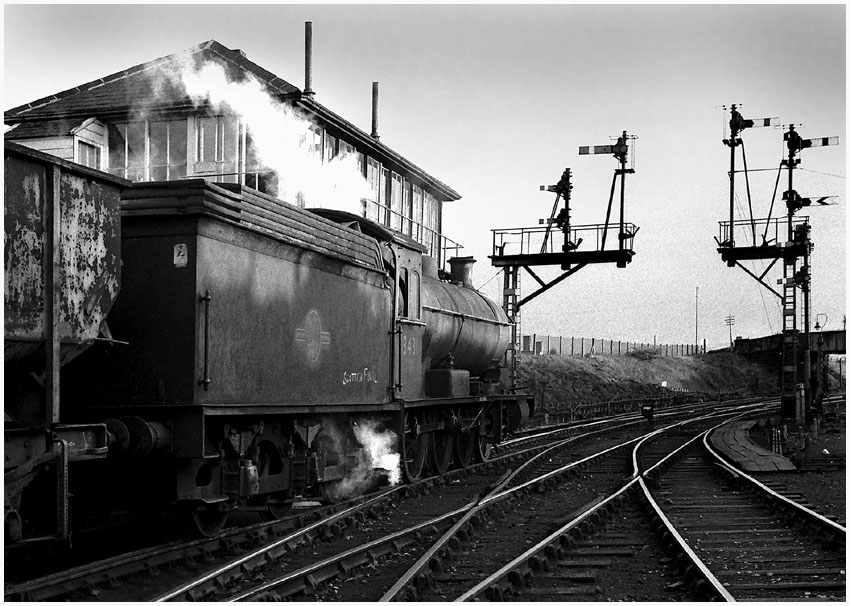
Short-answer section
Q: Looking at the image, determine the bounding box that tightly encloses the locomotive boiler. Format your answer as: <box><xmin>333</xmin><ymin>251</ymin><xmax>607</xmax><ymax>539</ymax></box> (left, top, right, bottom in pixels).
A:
<box><xmin>5</xmin><ymin>142</ymin><xmax>529</xmax><ymax>541</ymax></box>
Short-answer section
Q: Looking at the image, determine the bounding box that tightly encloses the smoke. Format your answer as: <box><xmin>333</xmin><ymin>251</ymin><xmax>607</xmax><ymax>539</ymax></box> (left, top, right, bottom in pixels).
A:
<box><xmin>155</xmin><ymin>56</ymin><xmax>371</xmax><ymax>210</ymax></box>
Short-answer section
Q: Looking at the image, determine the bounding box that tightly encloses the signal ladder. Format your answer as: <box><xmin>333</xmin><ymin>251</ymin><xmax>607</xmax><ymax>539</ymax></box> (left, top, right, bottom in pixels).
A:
<box><xmin>503</xmin><ymin>266</ymin><xmax>522</xmax><ymax>383</ymax></box>
<box><xmin>780</xmin><ymin>254</ymin><xmax>799</xmax><ymax>418</ymax></box>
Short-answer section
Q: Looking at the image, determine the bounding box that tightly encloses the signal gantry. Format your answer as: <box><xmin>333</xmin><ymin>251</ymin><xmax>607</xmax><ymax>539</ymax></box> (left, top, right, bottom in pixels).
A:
<box><xmin>491</xmin><ymin>131</ymin><xmax>639</xmax><ymax>383</ymax></box>
<box><xmin>716</xmin><ymin>104</ymin><xmax>838</xmax><ymax>426</ymax></box>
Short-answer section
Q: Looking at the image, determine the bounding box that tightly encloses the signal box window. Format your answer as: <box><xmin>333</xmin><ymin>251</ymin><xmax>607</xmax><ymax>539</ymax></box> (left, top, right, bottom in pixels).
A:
<box><xmin>195</xmin><ymin>116</ymin><xmax>239</xmax><ymax>182</ymax></box>
<box><xmin>150</xmin><ymin>120</ymin><xmax>187</xmax><ymax>180</ymax></box>
<box><xmin>77</xmin><ymin>141</ymin><xmax>101</xmax><ymax>170</ymax></box>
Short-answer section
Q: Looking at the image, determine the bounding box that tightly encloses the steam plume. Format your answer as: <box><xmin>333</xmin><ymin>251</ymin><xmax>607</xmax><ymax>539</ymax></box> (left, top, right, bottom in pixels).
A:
<box><xmin>157</xmin><ymin>56</ymin><xmax>371</xmax><ymax>211</ymax></box>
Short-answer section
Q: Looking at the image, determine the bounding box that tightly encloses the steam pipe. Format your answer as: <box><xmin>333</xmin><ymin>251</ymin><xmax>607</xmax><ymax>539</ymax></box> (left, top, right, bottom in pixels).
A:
<box><xmin>371</xmin><ymin>82</ymin><xmax>380</xmax><ymax>141</ymax></box>
<box><xmin>304</xmin><ymin>22</ymin><xmax>314</xmax><ymax>97</ymax></box>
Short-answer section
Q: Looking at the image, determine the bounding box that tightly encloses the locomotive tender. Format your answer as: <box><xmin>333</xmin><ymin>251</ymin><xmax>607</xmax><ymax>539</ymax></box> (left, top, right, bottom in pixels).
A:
<box><xmin>5</xmin><ymin>141</ymin><xmax>530</xmax><ymax>541</ymax></box>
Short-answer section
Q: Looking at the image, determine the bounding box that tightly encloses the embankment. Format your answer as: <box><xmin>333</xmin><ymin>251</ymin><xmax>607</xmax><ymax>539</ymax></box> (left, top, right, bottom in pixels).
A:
<box><xmin>518</xmin><ymin>350</ymin><xmax>776</xmax><ymax>412</ymax></box>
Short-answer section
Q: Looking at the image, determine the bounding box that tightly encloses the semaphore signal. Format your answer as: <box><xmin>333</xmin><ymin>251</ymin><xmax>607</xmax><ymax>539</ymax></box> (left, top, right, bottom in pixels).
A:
<box><xmin>723</xmin><ymin>104</ymin><xmax>779</xmax><ymax>143</ymax></box>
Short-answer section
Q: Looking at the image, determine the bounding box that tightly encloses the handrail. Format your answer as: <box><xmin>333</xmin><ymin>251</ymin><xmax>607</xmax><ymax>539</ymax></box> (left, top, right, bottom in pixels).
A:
<box><xmin>492</xmin><ymin>221</ymin><xmax>638</xmax><ymax>257</ymax></box>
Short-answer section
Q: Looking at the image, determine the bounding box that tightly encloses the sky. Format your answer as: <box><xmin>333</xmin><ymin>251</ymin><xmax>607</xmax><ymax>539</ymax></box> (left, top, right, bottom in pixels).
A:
<box><xmin>3</xmin><ymin>3</ymin><xmax>846</xmax><ymax>350</ymax></box>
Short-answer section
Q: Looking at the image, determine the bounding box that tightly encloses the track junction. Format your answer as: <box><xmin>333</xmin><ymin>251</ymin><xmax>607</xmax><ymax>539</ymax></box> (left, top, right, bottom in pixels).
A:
<box><xmin>6</xmin><ymin>394</ymin><xmax>844</xmax><ymax>602</ymax></box>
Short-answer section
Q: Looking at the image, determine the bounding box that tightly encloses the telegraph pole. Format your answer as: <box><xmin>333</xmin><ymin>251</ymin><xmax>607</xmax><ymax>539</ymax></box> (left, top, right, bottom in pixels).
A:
<box><xmin>695</xmin><ymin>286</ymin><xmax>700</xmax><ymax>352</ymax></box>
<box><xmin>725</xmin><ymin>314</ymin><xmax>735</xmax><ymax>348</ymax></box>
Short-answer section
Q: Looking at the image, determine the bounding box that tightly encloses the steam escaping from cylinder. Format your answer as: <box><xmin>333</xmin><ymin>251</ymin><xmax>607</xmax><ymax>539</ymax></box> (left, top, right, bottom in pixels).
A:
<box><xmin>320</xmin><ymin>418</ymin><xmax>401</xmax><ymax>503</ymax></box>
<box><xmin>353</xmin><ymin>419</ymin><xmax>401</xmax><ymax>486</ymax></box>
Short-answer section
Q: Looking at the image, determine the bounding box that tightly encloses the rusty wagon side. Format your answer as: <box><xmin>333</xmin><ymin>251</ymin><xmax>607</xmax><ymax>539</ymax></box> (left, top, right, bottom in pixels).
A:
<box><xmin>4</xmin><ymin>141</ymin><xmax>129</xmax><ymax>543</ymax></box>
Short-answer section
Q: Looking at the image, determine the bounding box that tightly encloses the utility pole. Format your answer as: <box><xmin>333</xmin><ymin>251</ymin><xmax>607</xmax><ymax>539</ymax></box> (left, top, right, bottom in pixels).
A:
<box><xmin>725</xmin><ymin>314</ymin><xmax>735</xmax><ymax>348</ymax></box>
<box><xmin>695</xmin><ymin>286</ymin><xmax>700</xmax><ymax>352</ymax></box>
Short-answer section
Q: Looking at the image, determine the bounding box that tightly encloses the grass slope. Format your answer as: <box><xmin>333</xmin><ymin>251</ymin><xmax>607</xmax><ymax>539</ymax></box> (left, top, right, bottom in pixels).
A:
<box><xmin>518</xmin><ymin>351</ymin><xmax>776</xmax><ymax>412</ymax></box>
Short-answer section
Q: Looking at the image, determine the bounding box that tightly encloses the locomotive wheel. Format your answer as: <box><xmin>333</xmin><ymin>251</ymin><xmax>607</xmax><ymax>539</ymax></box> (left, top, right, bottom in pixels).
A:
<box><xmin>453</xmin><ymin>428</ymin><xmax>477</xmax><ymax>469</ymax></box>
<box><xmin>429</xmin><ymin>429</ymin><xmax>454</xmax><ymax>476</ymax></box>
<box><xmin>475</xmin><ymin>434</ymin><xmax>494</xmax><ymax>463</ymax></box>
<box><xmin>401</xmin><ymin>416</ymin><xmax>428</xmax><ymax>482</ymax></box>
<box><xmin>189</xmin><ymin>508</ymin><xmax>229</xmax><ymax>537</ymax></box>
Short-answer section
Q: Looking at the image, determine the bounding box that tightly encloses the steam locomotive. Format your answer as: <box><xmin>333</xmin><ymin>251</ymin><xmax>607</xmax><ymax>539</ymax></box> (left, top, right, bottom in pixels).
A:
<box><xmin>4</xmin><ymin>141</ymin><xmax>530</xmax><ymax>542</ymax></box>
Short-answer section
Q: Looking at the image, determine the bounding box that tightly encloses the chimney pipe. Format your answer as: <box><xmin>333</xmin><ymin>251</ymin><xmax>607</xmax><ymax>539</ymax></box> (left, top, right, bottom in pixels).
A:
<box><xmin>448</xmin><ymin>256</ymin><xmax>477</xmax><ymax>289</ymax></box>
<box><xmin>304</xmin><ymin>22</ymin><xmax>314</xmax><ymax>97</ymax></box>
<box><xmin>371</xmin><ymin>82</ymin><xmax>380</xmax><ymax>141</ymax></box>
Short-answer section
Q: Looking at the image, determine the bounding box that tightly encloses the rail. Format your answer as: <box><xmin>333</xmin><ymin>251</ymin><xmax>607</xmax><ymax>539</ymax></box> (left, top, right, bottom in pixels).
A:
<box><xmin>450</xmin><ymin>413</ymin><xmax>745</xmax><ymax>602</ymax></box>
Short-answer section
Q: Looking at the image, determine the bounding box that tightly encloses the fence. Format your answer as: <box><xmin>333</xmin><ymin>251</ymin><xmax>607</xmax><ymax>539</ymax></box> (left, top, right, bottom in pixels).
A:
<box><xmin>522</xmin><ymin>334</ymin><xmax>705</xmax><ymax>357</ymax></box>
<box><xmin>530</xmin><ymin>390</ymin><xmax>743</xmax><ymax>425</ymax></box>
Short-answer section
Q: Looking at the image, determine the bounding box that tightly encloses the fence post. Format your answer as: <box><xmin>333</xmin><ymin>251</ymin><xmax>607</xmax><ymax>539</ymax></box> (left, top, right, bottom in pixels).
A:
<box><xmin>559</xmin><ymin>336</ymin><xmax>563</xmax><ymax>356</ymax></box>
<box><xmin>533</xmin><ymin>333</ymin><xmax>537</xmax><ymax>355</ymax></box>
<box><xmin>571</xmin><ymin>336</ymin><xmax>574</xmax><ymax>356</ymax></box>
<box><xmin>581</xmin><ymin>338</ymin><xmax>584</xmax><ymax>356</ymax></box>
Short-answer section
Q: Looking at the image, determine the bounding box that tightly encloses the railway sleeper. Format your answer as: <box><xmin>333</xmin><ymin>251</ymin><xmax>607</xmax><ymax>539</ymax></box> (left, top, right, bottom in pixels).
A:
<box><xmin>188</xmin><ymin>580</ymin><xmax>216</xmax><ymax>601</ymax></box>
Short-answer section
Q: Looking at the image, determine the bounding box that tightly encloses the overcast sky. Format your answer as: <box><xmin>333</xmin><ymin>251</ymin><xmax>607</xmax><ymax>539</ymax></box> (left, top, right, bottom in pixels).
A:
<box><xmin>4</xmin><ymin>3</ymin><xmax>846</xmax><ymax>350</ymax></box>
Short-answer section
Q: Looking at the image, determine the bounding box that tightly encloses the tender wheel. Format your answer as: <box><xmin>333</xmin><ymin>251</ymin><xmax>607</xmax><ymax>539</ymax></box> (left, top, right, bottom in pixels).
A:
<box><xmin>429</xmin><ymin>429</ymin><xmax>454</xmax><ymax>476</ymax></box>
<box><xmin>453</xmin><ymin>428</ymin><xmax>477</xmax><ymax>469</ymax></box>
<box><xmin>261</xmin><ymin>494</ymin><xmax>294</xmax><ymax>521</ymax></box>
<box><xmin>254</xmin><ymin>441</ymin><xmax>293</xmax><ymax>520</ymax></box>
<box><xmin>401</xmin><ymin>416</ymin><xmax>428</xmax><ymax>482</ymax></box>
<box><xmin>189</xmin><ymin>507</ymin><xmax>229</xmax><ymax>537</ymax></box>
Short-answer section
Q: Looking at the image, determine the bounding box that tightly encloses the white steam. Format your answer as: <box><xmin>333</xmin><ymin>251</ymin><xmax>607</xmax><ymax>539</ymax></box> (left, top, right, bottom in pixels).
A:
<box><xmin>161</xmin><ymin>57</ymin><xmax>371</xmax><ymax>210</ymax></box>
<box><xmin>320</xmin><ymin>418</ymin><xmax>401</xmax><ymax>503</ymax></box>
<box><xmin>353</xmin><ymin>420</ymin><xmax>401</xmax><ymax>486</ymax></box>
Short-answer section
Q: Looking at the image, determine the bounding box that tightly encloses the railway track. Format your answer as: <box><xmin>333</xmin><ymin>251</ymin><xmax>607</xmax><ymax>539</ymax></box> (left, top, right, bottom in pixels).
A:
<box><xmin>659</xmin><ymin>436</ymin><xmax>845</xmax><ymax>601</ymax></box>
<box><xmin>213</xmin><ymin>409</ymin><xmax>758</xmax><ymax>601</ymax></box>
<box><xmin>437</xmin><ymin>413</ymin><xmax>845</xmax><ymax>602</ymax></box>
<box><xmin>377</xmin><ymin>413</ymin><xmax>745</xmax><ymax>602</ymax></box>
<box><xmin>3</xmin><ymin>398</ymin><xmax>789</xmax><ymax>602</ymax></box>
<box><xmin>161</xmin><ymin>410</ymin><xmax>701</xmax><ymax>602</ymax></box>
<box><xmin>6</xmin><ymin>401</ymin><xmax>729</xmax><ymax>602</ymax></box>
